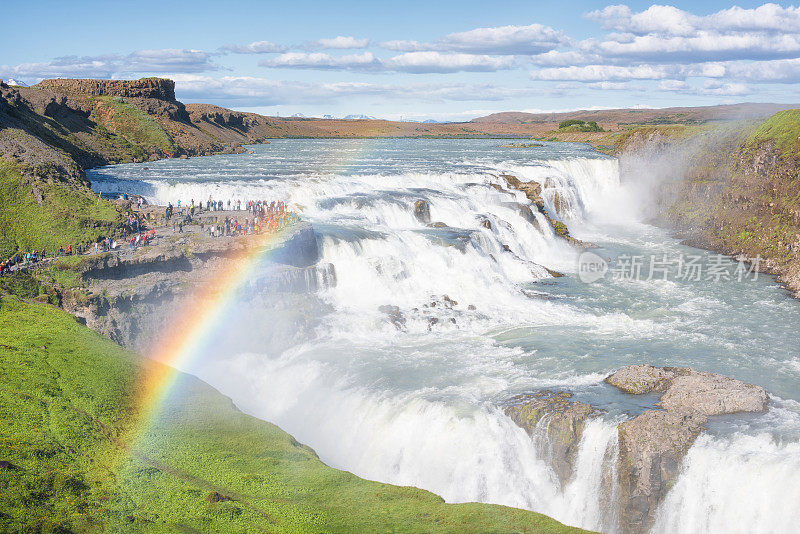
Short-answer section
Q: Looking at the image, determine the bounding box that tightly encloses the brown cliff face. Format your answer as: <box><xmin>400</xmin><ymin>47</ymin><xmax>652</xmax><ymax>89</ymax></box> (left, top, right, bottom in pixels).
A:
<box><xmin>615</xmin><ymin>120</ymin><xmax>800</xmax><ymax>298</ymax></box>
<box><xmin>33</xmin><ymin>78</ymin><xmax>176</xmax><ymax>101</ymax></box>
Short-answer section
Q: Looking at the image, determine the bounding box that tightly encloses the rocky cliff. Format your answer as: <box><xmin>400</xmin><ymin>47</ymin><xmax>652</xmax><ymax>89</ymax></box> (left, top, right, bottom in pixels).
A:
<box><xmin>614</xmin><ymin>114</ymin><xmax>800</xmax><ymax>297</ymax></box>
<box><xmin>55</xmin><ymin>222</ymin><xmax>328</xmax><ymax>353</ymax></box>
<box><xmin>34</xmin><ymin>77</ymin><xmax>177</xmax><ymax>100</ymax></box>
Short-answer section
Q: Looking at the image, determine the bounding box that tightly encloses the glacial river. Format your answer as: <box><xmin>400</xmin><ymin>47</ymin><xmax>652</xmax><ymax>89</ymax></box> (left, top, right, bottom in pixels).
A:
<box><xmin>89</xmin><ymin>139</ymin><xmax>800</xmax><ymax>533</ymax></box>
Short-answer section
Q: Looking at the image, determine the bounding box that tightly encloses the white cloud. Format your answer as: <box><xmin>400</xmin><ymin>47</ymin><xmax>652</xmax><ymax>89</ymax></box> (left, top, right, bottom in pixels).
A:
<box><xmin>588</xmin><ymin>31</ymin><xmax>800</xmax><ymax>62</ymax></box>
<box><xmin>171</xmin><ymin>74</ymin><xmax>537</xmax><ymax>106</ymax></box>
<box><xmin>124</xmin><ymin>49</ymin><xmax>219</xmax><ymax>72</ymax></box>
<box><xmin>259</xmin><ymin>51</ymin><xmax>514</xmax><ymax>73</ymax></box>
<box><xmin>586</xmin><ymin>81</ymin><xmax>633</xmax><ymax>90</ymax></box>
<box><xmin>656</xmin><ymin>79</ymin><xmax>752</xmax><ymax>96</ymax></box>
<box><xmin>701</xmin><ymin>80</ymin><xmax>751</xmax><ymax>96</ymax></box>
<box><xmin>220</xmin><ymin>40</ymin><xmax>286</xmax><ymax>54</ymax></box>
<box><xmin>586</xmin><ymin>4</ymin><xmax>800</xmax><ymax>35</ymax></box>
<box><xmin>657</xmin><ymin>79</ymin><xmax>692</xmax><ymax>92</ymax></box>
<box><xmin>259</xmin><ymin>52</ymin><xmax>382</xmax><ymax>71</ymax></box>
<box><xmin>727</xmin><ymin>57</ymin><xmax>800</xmax><ymax>83</ymax></box>
<box><xmin>385</xmin><ymin>52</ymin><xmax>515</xmax><ymax>73</ymax></box>
<box><xmin>586</xmin><ymin>5</ymin><xmax>700</xmax><ymax>36</ymax></box>
<box><xmin>531</xmin><ymin>64</ymin><xmax>676</xmax><ymax>81</ymax></box>
<box><xmin>529</xmin><ymin>50</ymin><xmax>599</xmax><ymax>66</ymax></box>
<box><xmin>0</xmin><ymin>49</ymin><xmax>219</xmax><ymax>80</ymax></box>
<box><xmin>381</xmin><ymin>23</ymin><xmax>569</xmax><ymax>54</ymax></box>
<box><xmin>582</xmin><ymin>4</ymin><xmax>800</xmax><ymax>63</ymax></box>
<box><xmin>304</xmin><ymin>36</ymin><xmax>370</xmax><ymax>50</ymax></box>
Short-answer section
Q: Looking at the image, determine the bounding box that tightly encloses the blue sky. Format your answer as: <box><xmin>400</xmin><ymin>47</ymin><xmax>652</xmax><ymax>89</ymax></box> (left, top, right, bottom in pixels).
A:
<box><xmin>3</xmin><ymin>1</ymin><xmax>800</xmax><ymax>120</ymax></box>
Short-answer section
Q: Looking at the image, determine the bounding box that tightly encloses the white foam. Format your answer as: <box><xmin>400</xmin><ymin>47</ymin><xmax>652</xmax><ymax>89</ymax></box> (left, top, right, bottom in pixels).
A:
<box><xmin>653</xmin><ymin>432</ymin><xmax>800</xmax><ymax>534</ymax></box>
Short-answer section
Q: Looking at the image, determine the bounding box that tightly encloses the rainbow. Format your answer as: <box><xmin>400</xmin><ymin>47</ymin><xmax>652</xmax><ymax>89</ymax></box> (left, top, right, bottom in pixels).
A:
<box><xmin>124</xmin><ymin>225</ymin><xmax>291</xmax><ymax>453</ymax></box>
<box><xmin>123</xmin><ymin>138</ymin><xmax>383</xmax><ymax>452</ymax></box>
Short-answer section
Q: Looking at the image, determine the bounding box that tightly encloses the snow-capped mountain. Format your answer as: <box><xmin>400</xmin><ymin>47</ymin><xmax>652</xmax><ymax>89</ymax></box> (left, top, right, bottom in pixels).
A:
<box><xmin>342</xmin><ymin>114</ymin><xmax>377</xmax><ymax>120</ymax></box>
<box><xmin>5</xmin><ymin>78</ymin><xmax>28</xmax><ymax>87</ymax></box>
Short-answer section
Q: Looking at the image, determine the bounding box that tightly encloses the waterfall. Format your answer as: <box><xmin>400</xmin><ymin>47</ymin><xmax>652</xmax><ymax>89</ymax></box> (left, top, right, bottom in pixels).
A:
<box><xmin>652</xmin><ymin>432</ymin><xmax>800</xmax><ymax>534</ymax></box>
<box><xmin>89</xmin><ymin>143</ymin><xmax>800</xmax><ymax>534</ymax></box>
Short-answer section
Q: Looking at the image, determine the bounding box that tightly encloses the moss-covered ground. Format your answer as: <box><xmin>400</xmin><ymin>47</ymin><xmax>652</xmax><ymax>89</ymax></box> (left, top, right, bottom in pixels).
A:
<box><xmin>0</xmin><ymin>295</ymin><xmax>588</xmax><ymax>533</ymax></box>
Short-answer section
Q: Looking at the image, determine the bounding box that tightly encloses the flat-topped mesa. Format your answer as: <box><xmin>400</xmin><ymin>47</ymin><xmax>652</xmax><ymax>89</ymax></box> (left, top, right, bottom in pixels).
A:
<box><xmin>33</xmin><ymin>78</ymin><xmax>176</xmax><ymax>101</ymax></box>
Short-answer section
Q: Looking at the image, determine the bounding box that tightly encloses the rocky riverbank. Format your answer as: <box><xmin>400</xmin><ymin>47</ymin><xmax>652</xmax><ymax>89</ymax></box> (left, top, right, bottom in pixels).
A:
<box><xmin>612</xmin><ymin>116</ymin><xmax>800</xmax><ymax>298</ymax></box>
<box><xmin>505</xmin><ymin>365</ymin><xmax>769</xmax><ymax>534</ymax></box>
<box><xmin>44</xmin><ymin>214</ymin><xmax>327</xmax><ymax>353</ymax></box>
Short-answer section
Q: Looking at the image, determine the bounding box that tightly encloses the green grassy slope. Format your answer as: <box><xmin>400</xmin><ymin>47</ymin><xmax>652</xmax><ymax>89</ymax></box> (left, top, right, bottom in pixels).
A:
<box><xmin>0</xmin><ymin>295</ymin><xmax>588</xmax><ymax>534</ymax></box>
<box><xmin>744</xmin><ymin>109</ymin><xmax>800</xmax><ymax>156</ymax></box>
<box><xmin>0</xmin><ymin>159</ymin><xmax>122</xmax><ymax>258</ymax></box>
<box><xmin>91</xmin><ymin>96</ymin><xmax>177</xmax><ymax>158</ymax></box>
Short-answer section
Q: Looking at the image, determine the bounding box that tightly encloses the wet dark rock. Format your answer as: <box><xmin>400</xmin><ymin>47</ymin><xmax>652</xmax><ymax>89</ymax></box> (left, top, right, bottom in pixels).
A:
<box><xmin>543</xmin><ymin>267</ymin><xmax>564</xmax><ymax>278</ymax></box>
<box><xmin>501</xmin><ymin>366</ymin><xmax>770</xmax><ymax>533</ymax></box>
<box><xmin>378</xmin><ymin>305</ymin><xmax>406</xmax><ymax>330</ymax></box>
<box><xmin>413</xmin><ymin>199</ymin><xmax>431</xmax><ymax>224</ymax></box>
<box><xmin>604</xmin><ymin>364</ymin><xmax>676</xmax><ymax>395</ymax></box>
<box><xmin>480</xmin><ymin>218</ymin><xmax>492</xmax><ymax>230</ymax></box>
<box><xmin>606</xmin><ymin>364</ymin><xmax>769</xmax><ymax>533</ymax></box>
<box><xmin>427</xmin><ymin>221</ymin><xmax>448</xmax><ymax>228</ymax></box>
<box><xmin>606</xmin><ymin>365</ymin><xmax>769</xmax><ymax>415</ymax></box>
<box><xmin>504</xmin><ymin>391</ymin><xmax>600</xmax><ymax>488</ymax></box>
<box><xmin>501</xmin><ymin>174</ymin><xmax>544</xmax><ymax>208</ymax></box>
<box><xmin>659</xmin><ymin>371</ymin><xmax>769</xmax><ymax>415</ymax></box>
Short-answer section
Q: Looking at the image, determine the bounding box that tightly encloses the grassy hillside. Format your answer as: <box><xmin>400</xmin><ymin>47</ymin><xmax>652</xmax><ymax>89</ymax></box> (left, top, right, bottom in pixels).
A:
<box><xmin>91</xmin><ymin>96</ymin><xmax>177</xmax><ymax>158</ymax></box>
<box><xmin>0</xmin><ymin>159</ymin><xmax>122</xmax><ymax>258</ymax></box>
<box><xmin>743</xmin><ymin>109</ymin><xmax>800</xmax><ymax>156</ymax></box>
<box><xmin>0</xmin><ymin>294</ymin><xmax>587</xmax><ymax>533</ymax></box>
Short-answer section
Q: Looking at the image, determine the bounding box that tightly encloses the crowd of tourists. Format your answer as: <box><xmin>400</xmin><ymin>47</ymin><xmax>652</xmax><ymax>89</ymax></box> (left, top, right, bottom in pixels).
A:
<box><xmin>165</xmin><ymin>198</ymin><xmax>290</xmax><ymax>217</ymax></box>
<box><xmin>0</xmin><ymin>230</ymin><xmax>158</xmax><ymax>274</ymax></box>
<box><xmin>1</xmin><ymin>198</ymin><xmax>298</xmax><ymax>276</ymax></box>
<box><xmin>200</xmin><ymin>199</ymin><xmax>297</xmax><ymax>238</ymax></box>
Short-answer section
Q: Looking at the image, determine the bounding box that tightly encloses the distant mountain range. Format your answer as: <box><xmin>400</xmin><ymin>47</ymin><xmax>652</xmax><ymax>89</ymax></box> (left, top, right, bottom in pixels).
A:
<box><xmin>342</xmin><ymin>114</ymin><xmax>377</xmax><ymax>120</ymax></box>
<box><xmin>286</xmin><ymin>113</ymin><xmax>452</xmax><ymax>122</ymax></box>
<box><xmin>287</xmin><ymin>113</ymin><xmax>377</xmax><ymax>120</ymax></box>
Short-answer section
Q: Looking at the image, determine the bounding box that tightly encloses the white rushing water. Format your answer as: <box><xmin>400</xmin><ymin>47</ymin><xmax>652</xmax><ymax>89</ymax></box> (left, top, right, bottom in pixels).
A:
<box><xmin>89</xmin><ymin>139</ymin><xmax>800</xmax><ymax>533</ymax></box>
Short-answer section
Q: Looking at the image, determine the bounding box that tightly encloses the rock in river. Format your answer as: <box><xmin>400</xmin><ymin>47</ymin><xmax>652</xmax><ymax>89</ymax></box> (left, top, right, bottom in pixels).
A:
<box><xmin>413</xmin><ymin>199</ymin><xmax>431</xmax><ymax>224</ymax></box>
<box><xmin>505</xmin><ymin>391</ymin><xmax>599</xmax><ymax>488</ymax></box>
<box><xmin>606</xmin><ymin>364</ymin><xmax>769</xmax><ymax>533</ymax></box>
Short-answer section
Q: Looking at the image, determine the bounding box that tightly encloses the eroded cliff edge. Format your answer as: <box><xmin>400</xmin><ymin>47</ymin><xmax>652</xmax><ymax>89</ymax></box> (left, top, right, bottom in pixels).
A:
<box><xmin>611</xmin><ymin>113</ymin><xmax>800</xmax><ymax>297</ymax></box>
